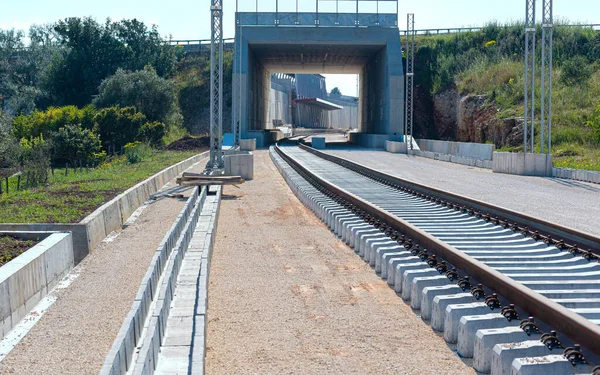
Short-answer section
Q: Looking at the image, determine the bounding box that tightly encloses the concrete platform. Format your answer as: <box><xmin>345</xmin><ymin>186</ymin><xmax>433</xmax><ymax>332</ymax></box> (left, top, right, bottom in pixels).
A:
<box><xmin>321</xmin><ymin>145</ymin><xmax>600</xmax><ymax>236</ymax></box>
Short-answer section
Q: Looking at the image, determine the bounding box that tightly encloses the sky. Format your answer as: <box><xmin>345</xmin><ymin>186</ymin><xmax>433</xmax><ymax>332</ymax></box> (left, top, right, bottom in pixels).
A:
<box><xmin>2</xmin><ymin>0</ymin><xmax>598</xmax><ymax>96</ymax></box>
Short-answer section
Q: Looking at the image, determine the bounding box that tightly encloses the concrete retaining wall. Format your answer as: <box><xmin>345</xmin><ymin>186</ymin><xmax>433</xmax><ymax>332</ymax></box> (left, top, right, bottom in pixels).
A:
<box><xmin>349</xmin><ymin>132</ymin><xmax>400</xmax><ymax>149</ymax></box>
<box><xmin>417</xmin><ymin>139</ymin><xmax>495</xmax><ymax>161</ymax></box>
<box><xmin>492</xmin><ymin>152</ymin><xmax>553</xmax><ymax>177</ymax></box>
<box><xmin>385</xmin><ymin>140</ymin><xmax>407</xmax><ymax>153</ymax></box>
<box><xmin>0</xmin><ymin>152</ymin><xmax>208</xmax><ymax>265</ymax></box>
<box><xmin>553</xmin><ymin>167</ymin><xmax>600</xmax><ymax>184</ymax></box>
<box><xmin>0</xmin><ymin>232</ymin><xmax>73</xmax><ymax>339</ymax></box>
<box><xmin>409</xmin><ymin>150</ymin><xmax>493</xmax><ymax>169</ymax></box>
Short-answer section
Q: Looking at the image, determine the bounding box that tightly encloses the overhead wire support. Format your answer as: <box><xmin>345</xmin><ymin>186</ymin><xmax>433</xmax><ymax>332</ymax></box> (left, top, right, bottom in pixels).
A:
<box><xmin>540</xmin><ymin>0</ymin><xmax>554</xmax><ymax>155</ymax></box>
<box><xmin>208</xmin><ymin>0</ymin><xmax>224</xmax><ymax>169</ymax></box>
<box><xmin>404</xmin><ymin>13</ymin><xmax>415</xmax><ymax>151</ymax></box>
<box><xmin>523</xmin><ymin>0</ymin><xmax>536</xmax><ymax>154</ymax></box>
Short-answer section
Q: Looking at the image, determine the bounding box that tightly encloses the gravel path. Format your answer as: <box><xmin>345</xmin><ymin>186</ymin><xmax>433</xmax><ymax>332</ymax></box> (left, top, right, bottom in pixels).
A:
<box><xmin>205</xmin><ymin>150</ymin><xmax>473</xmax><ymax>374</ymax></box>
<box><xmin>0</xmin><ymin>160</ymin><xmax>205</xmax><ymax>375</ymax></box>
<box><xmin>323</xmin><ymin>147</ymin><xmax>600</xmax><ymax>237</ymax></box>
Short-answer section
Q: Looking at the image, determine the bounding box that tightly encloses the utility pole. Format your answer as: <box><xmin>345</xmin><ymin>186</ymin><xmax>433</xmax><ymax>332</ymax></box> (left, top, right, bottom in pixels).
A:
<box><xmin>523</xmin><ymin>0</ymin><xmax>536</xmax><ymax>153</ymax></box>
<box><xmin>404</xmin><ymin>14</ymin><xmax>415</xmax><ymax>151</ymax></box>
<box><xmin>208</xmin><ymin>0</ymin><xmax>224</xmax><ymax>169</ymax></box>
<box><xmin>540</xmin><ymin>0</ymin><xmax>553</xmax><ymax>154</ymax></box>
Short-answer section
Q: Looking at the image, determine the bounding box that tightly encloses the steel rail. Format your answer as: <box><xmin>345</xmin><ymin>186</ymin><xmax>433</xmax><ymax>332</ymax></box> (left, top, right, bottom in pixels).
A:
<box><xmin>297</xmin><ymin>142</ymin><xmax>600</xmax><ymax>255</ymax></box>
<box><xmin>274</xmin><ymin>142</ymin><xmax>600</xmax><ymax>357</ymax></box>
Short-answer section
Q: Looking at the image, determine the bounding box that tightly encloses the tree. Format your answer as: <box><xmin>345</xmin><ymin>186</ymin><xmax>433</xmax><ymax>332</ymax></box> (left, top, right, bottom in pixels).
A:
<box><xmin>45</xmin><ymin>17</ymin><xmax>177</xmax><ymax>107</ymax></box>
<box><xmin>330</xmin><ymin>87</ymin><xmax>342</xmax><ymax>96</ymax></box>
<box><xmin>94</xmin><ymin>67</ymin><xmax>179</xmax><ymax>125</ymax></box>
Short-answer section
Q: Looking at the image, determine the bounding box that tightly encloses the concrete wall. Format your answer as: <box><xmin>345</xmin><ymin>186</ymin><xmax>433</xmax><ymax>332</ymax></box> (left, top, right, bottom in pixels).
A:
<box><xmin>417</xmin><ymin>139</ymin><xmax>495</xmax><ymax>161</ymax></box>
<box><xmin>0</xmin><ymin>152</ymin><xmax>208</xmax><ymax>265</ymax></box>
<box><xmin>0</xmin><ymin>232</ymin><xmax>73</xmax><ymax>339</ymax></box>
<box><xmin>349</xmin><ymin>132</ymin><xmax>399</xmax><ymax>149</ymax></box>
<box><xmin>409</xmin><ymin>149</ymin><xmax>493</xmax><ymax>169</ymax></box>
<box><xmin>385</xmin><ymin>140</ymin><xmax>407</xmax><ymax>153</ymax></box>
<box><xmin>553</xmin><ymin>167</ymin><xmax>600</xmax><ymax>184</ymax></box>
<box><xmin>492</xmin><ymin>152</ymin><xmax>553</xmax><ymax>177</ymax></box>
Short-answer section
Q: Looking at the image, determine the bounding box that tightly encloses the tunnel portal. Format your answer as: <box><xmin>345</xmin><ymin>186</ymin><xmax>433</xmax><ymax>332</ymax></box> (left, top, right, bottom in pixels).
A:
<box><xmin>232</xmin><ymin>7</ymin><xmax>405</xmax><ymax>148</ymax></box>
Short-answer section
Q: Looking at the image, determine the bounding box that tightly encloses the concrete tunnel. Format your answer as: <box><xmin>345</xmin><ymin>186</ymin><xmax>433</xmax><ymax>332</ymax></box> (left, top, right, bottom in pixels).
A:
<box><xmin>232</xmin><ymin>20</ymin><xmax>405</xmax><ymax>148</ymax></box>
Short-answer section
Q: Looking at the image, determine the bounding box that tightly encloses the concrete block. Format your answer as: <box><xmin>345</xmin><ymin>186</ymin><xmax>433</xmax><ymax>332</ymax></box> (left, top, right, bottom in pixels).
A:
<box><xmin>493</xmin><ymin>344</ymin><xmax>542</xmax><ymax>374</ymax></box>
<box><xmin>400</xmin><ymin>268</ymin><xmax>438</xmax><ymax>297</ymax></box>
<box><xmin>385</xmin><ymin>140</ymin><xmax>407</xmax><ymax>153</ymax></box>
<box><xmin>410</xmin><ymin>275</ymin><xmax>451</xmax><ymax>310</ymax></box>
<box><xmin>493</xmin><ymin>152</ymin><xmax>553</xmax><ymax>177</ymax></box>
<box><xmin>311</xmin><ymin>137</ymin><xmax>326</xmax><ymax>149</ymax></box>
<box><xmin>240</xmin><ymin>138</ymin><xmax>256</xmax><ymax>151</ymax></box>
<box><xmin>81</xmin><ymin>210</ymin><xmax>107</xmax><ymax>252</ymax></box>
<box><xmin>457</xmin><ymin>313</ymin><xmax>519</xmax><ymax>358</ymax></box>
<box><xmin>511</xmin><ymin>354</ymin><xmax>592</xmax><ymax>375</ymax></box>
<box><xmin>224</xmin><ymin>151</ymin><xmax>254</xmax><ymax>180</ymax></box>
<box><xmin>443</xmin><ymin>302</ymin><xmax>490</xmax><ymax>343</ymax></box>
<box><xmin>420</xmin><ymin>284</ymin><xmax>462</xmax><ymax>320</ymax></box>
<box><xmin>473</xmin><ymin>326</ymin><xmax>540</xmax><ymax>373</ymax></box>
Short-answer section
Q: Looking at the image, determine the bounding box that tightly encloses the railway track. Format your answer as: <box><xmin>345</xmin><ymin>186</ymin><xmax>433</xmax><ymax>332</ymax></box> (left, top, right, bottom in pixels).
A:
<box><xmin>271</xmin><ymin>141</ymin><xmax>600</xmax><ymax>375</ymax></box>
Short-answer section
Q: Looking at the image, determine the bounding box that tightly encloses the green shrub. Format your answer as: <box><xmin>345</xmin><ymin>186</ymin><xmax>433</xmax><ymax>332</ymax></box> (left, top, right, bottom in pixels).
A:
<box><xmin>51</xmin><ymin>125</ymin><xmax>104</xmax><ymax>166</ymax></box>
<box><xmin>560</xmin><ymin>56</ymin><xmax>593</xmax><ymax>85</ymax></box>
<box><xmin>124</xmin><ymin>141</ymin><xmax>152</xmax><ymax>164</ymax></box>
<box><xmin>12</xmin><ymin>105</ymin><xmax>96</xmax><ymax>139</ymax></box>
<box><xmin>139</xmin><ymin>121</ymin><xmax>166</xmax><ymax>147</ymax></box>
<box><xmin>93</xmin><ymin>106</ymin><xmax>147</xmax><ymax>150</ymax></box>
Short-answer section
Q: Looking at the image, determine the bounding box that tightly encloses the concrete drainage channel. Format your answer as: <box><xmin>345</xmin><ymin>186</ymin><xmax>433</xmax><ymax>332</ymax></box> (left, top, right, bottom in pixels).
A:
<box><xmin>100</xmin><ymin>185</ymin><xmax>221</xmax><ymax>375</ymax></box>
<box><xmin>270</xmin><ymin>144</ymin><xmax>600</xmax><ymax>375</ymax></box>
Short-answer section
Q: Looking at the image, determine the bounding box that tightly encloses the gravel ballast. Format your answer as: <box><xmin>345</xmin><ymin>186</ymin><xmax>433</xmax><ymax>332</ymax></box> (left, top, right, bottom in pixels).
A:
<box><xmin>205</xmin><ymin>150</ymin><xmax>473</xmax><ymax>374</ymax></box>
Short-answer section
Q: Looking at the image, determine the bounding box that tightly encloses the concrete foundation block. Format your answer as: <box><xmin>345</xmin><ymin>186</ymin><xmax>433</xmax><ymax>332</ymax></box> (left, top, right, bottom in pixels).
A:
<box><xmin>457</xmin><ymin>313</ymin><xmax>519</xmax><ymax>358</ymax></box>
<box><xmin>473</xmin><ymin>326</ymin><xmax>540</xmax><ymax>373</ymax></box>
<box><xmin>311</xmin><ymin>137</ymin><xmax>326</xmax><ymax>149</ymax></box>
<box><xmin>224</xmin><ymin>151</ymin><xmax>254</xmax><ymax>180</ymax></box>
<box><xmin>385</xmin><ymin>140</ymin><xmax>407</xmax><ymax>153</ymax></box>
<box><xmin>240</xmin><ymin>138</ymin><xmax>256</xmax><ymax>151</ymax></box>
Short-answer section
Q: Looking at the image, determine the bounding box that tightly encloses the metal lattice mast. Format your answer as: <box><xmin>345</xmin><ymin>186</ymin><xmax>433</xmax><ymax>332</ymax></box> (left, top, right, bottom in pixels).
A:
<box><xmin>540</xmin><ymin>0</ymin><xmax>553</xmax><ymax>154</ymax></box>
<box><xmin>404</xmin><ymin>13</ymin><xmax>415</xmax><ymax>151</ymax></box>
<box><xmin>207</xmin><ymin>0</ymin><xmax>224</xmax><ymax>169</ymax></box>
<box><xmin>523</xmin><ymin>0</ymin><xmax>536</xmax><ymax>153</ymax></box>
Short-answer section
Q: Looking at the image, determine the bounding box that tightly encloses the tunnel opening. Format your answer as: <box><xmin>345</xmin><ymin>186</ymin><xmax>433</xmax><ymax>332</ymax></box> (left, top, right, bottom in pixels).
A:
<box><xmin>268</xmin><ymin>73</ymin><xmax>359</xmax><ymax>131</ymax></box>
<box><xmin>232</xmin><ymin>7</ymin><xmax>404</xmax><ymax>148</ymax></box>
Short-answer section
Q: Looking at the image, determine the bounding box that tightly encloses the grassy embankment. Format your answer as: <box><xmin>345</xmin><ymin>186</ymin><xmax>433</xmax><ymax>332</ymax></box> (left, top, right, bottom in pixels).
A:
<box><xmin>0</xmin><ymin>150</ymin><xmax>197</xmax><ymax>224</ymax></box>
<box><xmin>414</xmin><ymin>23</ymin><xmax>600</xmax><ymax>171</ymax></box>
<box><xmin>0</xmin><ymin>235</ymin><xmax>39</xmax><ymax>266</ymax></box>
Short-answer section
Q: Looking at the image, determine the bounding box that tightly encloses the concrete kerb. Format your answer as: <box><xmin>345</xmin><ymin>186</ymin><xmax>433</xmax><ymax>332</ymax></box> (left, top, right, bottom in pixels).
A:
<box><xmin>100</xmin><ymin>187</ymin><xmax>204</xmax><ymax>375</ymax></box>
<box><xmin>0</xmin><ymin>232</ymin><xmax>73</xmax><ymax>339</ymax></box>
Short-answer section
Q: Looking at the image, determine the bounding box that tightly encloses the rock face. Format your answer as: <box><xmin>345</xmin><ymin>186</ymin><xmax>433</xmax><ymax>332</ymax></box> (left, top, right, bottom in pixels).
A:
<box><xmin>432</xmin><ymin>89</ymin><xmax>523</xmax><ymax>148</ymax></box>
<box><xmin>433</xmin><ymin>89</ymin><xmax>459</xmax><ymax>139</ymax></box>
